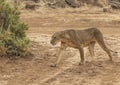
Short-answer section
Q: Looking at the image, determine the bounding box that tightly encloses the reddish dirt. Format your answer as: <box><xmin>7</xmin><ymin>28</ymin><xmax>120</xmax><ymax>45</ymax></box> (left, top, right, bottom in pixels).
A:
<box><xmin>0</xmin><ymin>8</ymin><xmax>120</xmax><ymax>85</ymax></box>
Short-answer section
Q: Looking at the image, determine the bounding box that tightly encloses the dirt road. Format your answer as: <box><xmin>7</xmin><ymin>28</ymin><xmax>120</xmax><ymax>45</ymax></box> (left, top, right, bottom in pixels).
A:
<box><xmin>0</xmin><ymin>8</ymin><xmax>120</xmax><ymax>85</ymax></box>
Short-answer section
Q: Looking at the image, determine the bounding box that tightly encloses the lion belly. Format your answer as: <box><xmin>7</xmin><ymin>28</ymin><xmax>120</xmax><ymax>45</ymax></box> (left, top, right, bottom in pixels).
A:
<box><xmin>61</xmin><ymin>38</ymin><xmax>95</xmax><ymax>49</ymax></box>
<box><xmin>62</xmin><ymin>40</ymin><xmax>78</xmax><ymax>48</ymax></box>
<box><xmin>67</xmin><ymin>41</ymin><xmax>78</xmax><ymax>48</ymax></box>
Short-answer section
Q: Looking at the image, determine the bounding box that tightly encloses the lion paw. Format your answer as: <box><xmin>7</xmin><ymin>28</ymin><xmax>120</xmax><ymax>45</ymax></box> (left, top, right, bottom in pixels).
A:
<box><xmin>50</xmin><ymin>64</ymin><xmax>57</xmax><ymax>67</ymax></box>
<box><xmin>79</xmin><ymin>62</ymin><xmax>85</xmax><ymax>65</ymax></box>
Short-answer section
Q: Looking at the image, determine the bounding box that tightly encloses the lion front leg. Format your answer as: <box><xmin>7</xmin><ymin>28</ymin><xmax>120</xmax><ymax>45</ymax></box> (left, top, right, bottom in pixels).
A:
<box><xmin>50</xmin><ymin>48</ymin><xmax>64</xmax><ymax>67</ymax></box>
<box><xmin>88</xmin><ymin>41</ymin><xmax>96</xmax><ymax>61</ymax></box>
<box><xmin>50</xmin><ymin>43</ymin><xmax>66</xmax><ymax>67</ymax></box>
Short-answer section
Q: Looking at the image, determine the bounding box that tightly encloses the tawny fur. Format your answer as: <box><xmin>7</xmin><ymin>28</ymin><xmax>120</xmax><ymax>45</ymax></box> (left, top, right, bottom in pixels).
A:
<box><xmin>50</xmin><ymin>28</ymin><xmax>116</xmax><ymax>67</ymax></box>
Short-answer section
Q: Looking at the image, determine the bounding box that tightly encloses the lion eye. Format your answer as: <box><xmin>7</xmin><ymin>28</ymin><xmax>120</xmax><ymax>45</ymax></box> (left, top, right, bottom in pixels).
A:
<box><xmin>54</xmin><ymin>37</ymin><xmax>56</xmax><ymax>39</ymax></box>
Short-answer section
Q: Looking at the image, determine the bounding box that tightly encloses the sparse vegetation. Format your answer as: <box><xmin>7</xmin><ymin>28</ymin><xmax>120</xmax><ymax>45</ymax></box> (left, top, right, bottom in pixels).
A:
<box><xmin>0</xmin><ymin>0</ymin><xmax>29</xmax><ymax>56</ymax></box>
<box><xmin>5</xmin><ymin>0</ymin><xmax>120</xmax><ymax>10</ymax></box>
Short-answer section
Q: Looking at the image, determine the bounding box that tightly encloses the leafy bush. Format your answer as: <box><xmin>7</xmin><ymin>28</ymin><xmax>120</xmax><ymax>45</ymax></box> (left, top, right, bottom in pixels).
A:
<box><xmin>0</xmin><ymin>0</ymin><xmax>29</xmax><ymax>56</ymax></box>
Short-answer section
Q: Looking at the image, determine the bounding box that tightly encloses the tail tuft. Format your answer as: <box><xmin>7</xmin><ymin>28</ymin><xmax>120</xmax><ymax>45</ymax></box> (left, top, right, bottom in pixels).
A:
<box><xmin>113</xmin><ymin>51</ymin><xmax>118</xmax><ymax>57</ymax></box>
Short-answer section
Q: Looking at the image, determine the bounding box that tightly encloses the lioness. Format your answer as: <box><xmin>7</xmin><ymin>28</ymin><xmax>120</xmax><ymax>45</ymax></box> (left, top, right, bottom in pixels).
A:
<box><xmin>50</xmin><ymin>28</ymin><xmax>117</xmax><ymax>67</ymax></box>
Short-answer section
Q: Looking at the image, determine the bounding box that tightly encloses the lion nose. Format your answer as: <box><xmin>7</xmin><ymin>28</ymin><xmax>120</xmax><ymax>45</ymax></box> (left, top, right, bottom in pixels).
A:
<box><xmin>51</xmin><ymin>40</ymin><xmax>56</xmax><ymax>45</ymax></box>
<box><xmin>50</xmin><ymin>40</ymin><xmax>54</xmax><ymax>45</ymax></box>
<box><xmin>50</xmin><ymin>40</ymin><xmax>52</xmax><ymax>44</ymax></box>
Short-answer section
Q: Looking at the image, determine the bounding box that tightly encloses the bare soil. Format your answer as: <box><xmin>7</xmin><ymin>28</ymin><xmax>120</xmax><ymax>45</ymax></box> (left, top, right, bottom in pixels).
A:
<box><xmin>0</xmin><ymin>8</ymin><xmax>120</xmax><ymax>85</ymax></box>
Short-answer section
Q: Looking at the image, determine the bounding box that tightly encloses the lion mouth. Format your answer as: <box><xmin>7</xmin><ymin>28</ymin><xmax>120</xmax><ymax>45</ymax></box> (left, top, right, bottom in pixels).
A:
<box><xmin>50</xmin><ymin>40</ymin><xmax>56</xmax><ymax>45</ymax></box>
<box><xmin>51</xmin><ymin>42</ymin><xmax>56</xmax><ymax>45</ymax></box>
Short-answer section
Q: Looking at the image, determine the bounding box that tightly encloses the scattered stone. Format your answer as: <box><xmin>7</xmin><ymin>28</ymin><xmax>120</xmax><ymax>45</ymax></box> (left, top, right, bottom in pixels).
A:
<box><xmin>65</xmin><ymin>0</ymin><xmax>80</xmax><ymax>8</ymax></box>
<box><xmin>25</xmin><ymin>1</ymin><xmax>39</xmax><ymax>10</ymax></box>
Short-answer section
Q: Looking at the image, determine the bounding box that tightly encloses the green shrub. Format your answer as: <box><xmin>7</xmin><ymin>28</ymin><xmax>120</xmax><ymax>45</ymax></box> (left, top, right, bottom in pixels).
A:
<box><xmin>0</xmin><ymin>0</ymin><xmax>29</xmax><ymax>56</ymax></box>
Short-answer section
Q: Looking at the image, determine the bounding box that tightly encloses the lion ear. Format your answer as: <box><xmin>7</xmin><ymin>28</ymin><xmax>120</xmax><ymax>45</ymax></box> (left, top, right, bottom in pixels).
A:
<box><xmin>60</xmin><ymin>31</ymin><xmax>70</xmax><ymax>39</ymax></box>
<box><xmin>64</xmin><ymin>33</ymin><xmax>70</xmax><ymax>39</ymax></box>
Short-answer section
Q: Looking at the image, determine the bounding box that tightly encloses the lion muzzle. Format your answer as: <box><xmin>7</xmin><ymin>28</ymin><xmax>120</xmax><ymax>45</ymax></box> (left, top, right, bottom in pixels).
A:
<box><xmin>50</xmin><ymin>39</ymin><xmax>56</xmax><ymax>45</ymax></box>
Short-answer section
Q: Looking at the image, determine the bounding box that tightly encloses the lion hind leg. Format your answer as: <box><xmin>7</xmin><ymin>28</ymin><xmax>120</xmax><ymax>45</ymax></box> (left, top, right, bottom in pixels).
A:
<box><xmin>97</xmin><ymin>38</ymin><xmax>112</xmax><ymax>61</ymax></box>
<box><xmin>88</xmin><ymin>41</ymin><xmax>96</xmax><ymax>61</ymax></box>
<box><xmin>95</xmin><ymin>32</ymin><xmax>113</xmax><ymax>61</ymax></box>
<box><xmin>102</xmin><ymin>46</ymin><xmax>112</xmax><ymax>61</ymax></box>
